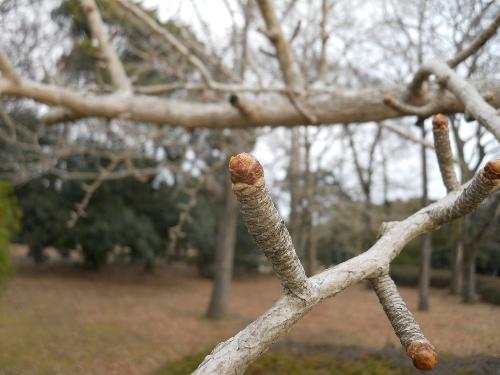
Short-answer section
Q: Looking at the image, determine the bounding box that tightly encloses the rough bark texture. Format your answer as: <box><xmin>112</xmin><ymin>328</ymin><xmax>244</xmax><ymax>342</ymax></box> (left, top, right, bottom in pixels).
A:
<box><xmin>229</xmin><ymin>154</ymin><xmax>312</xmax><ymax>299</ymax></box>
<box><xmin>193</xmin><ymin>154</ymin><xmax>500</xmax><ymax>375</ymax></box>
<box><xmin>370</xmin><ymin>274</ymin><xmax>437</xmax><ymax>370</ymax></box>
<box><xmin>418</xmin><ymin>121</ymin><xmax>432</xmax><ymax>311</ymax></box>
<box><xmin>432</xmin><ymin>114</ymin><xmax>460</xmax><ymax>192</ymax></box>
<box><xmin>1</xmin><ymin>76</ymin><xmax>499</xmax><ymax>128</ymax></box>
<box><xmin>206</xmin><ymin>173</ymin><xmax>239</xmax><ymax>319</ymax></box>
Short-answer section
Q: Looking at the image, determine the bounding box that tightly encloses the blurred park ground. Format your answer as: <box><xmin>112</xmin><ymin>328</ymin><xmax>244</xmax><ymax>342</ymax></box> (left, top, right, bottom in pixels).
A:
<box><xmin>0</xmin><ymin>246</ymin><xmax>499</xmax><ymax>375</ymax></box>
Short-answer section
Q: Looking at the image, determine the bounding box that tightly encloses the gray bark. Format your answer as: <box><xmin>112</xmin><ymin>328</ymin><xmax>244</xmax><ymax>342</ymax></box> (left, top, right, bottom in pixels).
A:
<box><xmin>206</xmin><ymin>172</ymin><xmax>239</xmax><ymax>319</ymax></box>
<box><xmin>418</xmin><ymin>120</ymin><xmax>432</xmax><ymax>311</ymax></box>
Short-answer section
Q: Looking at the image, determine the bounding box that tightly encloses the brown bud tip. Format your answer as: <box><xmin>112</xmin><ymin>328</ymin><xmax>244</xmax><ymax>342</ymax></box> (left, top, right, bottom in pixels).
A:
<box><xmin>432</xmin><ymin>114</ymin><xmax>448</xmax><ymax>130</ymax></box>
<box><xmin>483</xmin><ymin>159</ymin><xmax>500</xmax><ymax>181</ymax></box>
<box><xmin>229</xmin><ymin>153</ymin><xmax>264</xmax><ymax>185</ymax></box>
<box><xmin>407</xmin><ymin>342</ymin><xmax>438</xmax><ymax>371</ymax></box>
<box><xmin>383</xmin><ymin>95</ymin><xmax>393</xmax><ymax>105</ymax></box>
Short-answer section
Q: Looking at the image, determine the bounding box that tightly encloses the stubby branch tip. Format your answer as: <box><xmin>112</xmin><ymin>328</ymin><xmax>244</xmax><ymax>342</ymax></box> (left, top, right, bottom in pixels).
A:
<box><xmin>432</xmin><ymin>113</ymin><xmax>449</xmax><ymax>130</ymax></box>
<box><xmin>229</xmin><ymin>153</ymin><xmax>264</xmax><ymax>185</ymax></box>
<box><xmin>483</xmin><ymin>159</ymin><xmax>500</xmax><ymax>181</ymax></box>
<box><xmin>407</xmin><ymin>341</ymin><xmax>438</xmax><ymax>371</ymax></box>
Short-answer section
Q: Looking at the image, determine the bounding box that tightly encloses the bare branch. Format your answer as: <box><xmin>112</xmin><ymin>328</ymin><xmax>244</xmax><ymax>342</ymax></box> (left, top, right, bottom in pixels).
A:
<box><xmin>377</xmin><ymin>121</ymin><xmax>435</xmax><ymax>150</ymax></box>
<box><xmin>383</xmin><ymin>94</ymin><xmax>440</xmax><ymax>117</ymax></box>
<box><xmin>370</xmin><ymin>273</ymin><xmax>437</xmax><ymax>371</ymax></box>
<box><xmin>80</xmin><ymin>0</ymin><xmax>132</xmax><ymax>93</ymax></box>
<box><xmin>1</xmin><ymin>75</ymin><xmax>500</xmax><ymax>128</ymax></box>
<box><xmin>114</xmin><ymin>0</ymin><xmax>213</xmax><ymax>86</ymax></box>
<box><xmin>256</xmin><ymin>0</ymin><xmax>304</xmax><ymax>92</ymax></box>
<box><xmin>447</xmin><ymin>13</ymin><xmax>500</xmax><ymax>68</ymax></box>
<box><xmin>195</xmin><ymin>156</ymin><xmax>500</xmax><ymax>374</ymax></box>
<box><xmin>0</xmin><ymin>50</ymin><xmax>21</xmax><ymax>84</ymax></box>
<box><xmin>411</xmin><ymin>60</ymin><xmax>500</xmax><ymax>141</ymax></box>
<box><xmin>316</xmin><ymin>0</ymin><xmax>330</xmax><ymax>82</ymax></box>
<box><xmin>229</xmin><ymin>153</ymin><xmax>312</xmax><ymax>299</ymax></box>
<box><xmin>432</xmin><ymin>114</ymin><xmax>460</xmax><ymax>192</ymax></box>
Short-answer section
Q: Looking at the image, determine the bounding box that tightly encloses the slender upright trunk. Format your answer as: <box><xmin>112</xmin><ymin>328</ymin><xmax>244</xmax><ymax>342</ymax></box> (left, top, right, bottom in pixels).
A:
<box><xmin>450</xmin><ymin>219</ymin><xmax>464</xmax><ymax>295</ymax></box>
<box><xmin>289</xmin><ymin>128</ymin><xmax>302</xmax><ymax>254</ymax></box>
<box><xmin>462</xmin><ymin>248</ymin><xmax>478</xmax><ymax>303</ymax></box>
<box><xmin>303</xmin><ymin>129</ymin><xmax>316</xmax><ymax>276</ymax></box>
<box><xmin>418</xmin><ymin>120</ymin><xmax>432</xmax><ymax>311</ymax></box>
<box><xmin>206</xmin><ymin>172</ymin><xmax>238</xmax><ymax>319</ymax></box>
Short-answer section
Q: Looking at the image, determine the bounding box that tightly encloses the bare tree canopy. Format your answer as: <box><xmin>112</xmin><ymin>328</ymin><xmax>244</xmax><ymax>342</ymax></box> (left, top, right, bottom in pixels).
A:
<box><xmin>1</xmin><ymin>0</ymin><xmax>499</xmax><ymax>374</ymax></box>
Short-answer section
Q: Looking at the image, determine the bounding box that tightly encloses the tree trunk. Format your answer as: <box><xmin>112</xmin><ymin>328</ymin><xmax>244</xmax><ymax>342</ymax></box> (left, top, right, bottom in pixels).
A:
<box><xmin>418</xmin><ymin>120</ymin><xmax>432</xmax><ymax>311</ymax></box>
<box><xmin>462</xmin><ymin>244</ymin><xmax>479</xmax><ymax>303</ymax></box>
<box><xmin>206</xmin><ymin>172</ymin><xmax>239</xmax><ymax>319</ymax></box>
<box><xmin>418</xmin><ymin>233</ymin><xmax>432</xmax><ymax>310</ymax></box>
<box><xmin>288</xmin><ymin>127</ymin><xmax>302</xmax><ymax>254</ymax></box>
<box><xmin>450</xmin><ymin>219</ymin><xmax>464</xmax><ymax>295</ymax></box>
<box><xmin>303</xmin><ymin>129</ymin><xmax>316</xmax><ymax>276</ymax></box>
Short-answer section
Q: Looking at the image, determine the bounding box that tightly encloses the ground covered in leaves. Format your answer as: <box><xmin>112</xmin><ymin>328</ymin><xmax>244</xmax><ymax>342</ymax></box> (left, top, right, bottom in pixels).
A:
<box><xmin>0</xmin><ymin>259</ymin><xmax>499</xmax><ymax>375</ymax></box>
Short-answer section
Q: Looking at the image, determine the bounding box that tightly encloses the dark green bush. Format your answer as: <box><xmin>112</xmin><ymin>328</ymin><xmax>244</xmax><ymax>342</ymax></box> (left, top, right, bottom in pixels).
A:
<box><xmin>477</xmin><ymin>278</ymin><xmax>500</xmax><ymax>305</ymax></box>
<box><xmin>390</xmin><ymin>265</ymin><xmax>451</xmax><ymax>289</ymax></box>
<box><xmin>0</xmin><ymin>180</ymin><xmax>21</xmax><ymax>285</ymax></box>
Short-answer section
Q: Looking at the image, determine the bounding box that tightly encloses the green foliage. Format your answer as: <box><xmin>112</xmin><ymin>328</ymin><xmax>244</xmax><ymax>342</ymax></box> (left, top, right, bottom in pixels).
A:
<box><xmin>477</xmin><ymin>278</ymin><xmax>500</xmax><ymax>305</ymax></box>
<box><xmin>390</xmin><ymin>265</ymin><xmax>500</xmax><ymax>305</ymax></box>
<box><xmin>0</xmin><ymin>180</ymin><xmax>21</xmax><ymax>285</ymax></box>
<box><xmin>155</xmin><ymin>350</ymin><xmax>407</xmax><ymax>375</ymax></box>
<box><xmin>16</xmin><ymin>174</ymin><xmax>178</xmax><ymax>269</ymax></box>
<box><xmin>188</xmin><ymin>191</ymin><xmax>258</xmax><ymax>278</ymax></box>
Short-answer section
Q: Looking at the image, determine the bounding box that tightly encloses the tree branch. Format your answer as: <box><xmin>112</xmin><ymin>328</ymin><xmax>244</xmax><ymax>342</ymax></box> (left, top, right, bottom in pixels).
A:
<box><xmin>447</xmin><ymin>13</ymin><xmax>500</xmax><ymax>68</ymax></box>
<box><xmin>80</xmin><ymin>0</ymin><xmax>132</xmax><ymax>93</ymax></box>
<box><xmin>256</xmin><ymin>0</ymin><xmax>304</xmax><ymax>92</ymax></box>
<box><xmin>114</xmin><ymin>0</ymin><xmax>214</xmax><ymax>87</ymax></box>
<box><xmin>0</xmin><ymin>50</ymin><xmax>21</xmax><ymax>84</ymax></box>
<box><xmin>411</xmin><ymin>61</ymin><xmax>500</xmax><ymax>141</ymax></box>
<box><xmin>1</xmin><ymin>75</ymin><xmax>500</xmax><ymax>128</ymax></box>
<box><xmin>229</xmin><ymin>153</ymin><xmax>312</xmax><ymax>299</ymax></box>
<box><xmin>370</xmin><ymin>273</ymin><xmax>437</xmax><ymax>371</ymax></box>
<box><xmin>432</xmin><ymin>114</ymin><xmax>460</xmax><ymax>192</ymax></box>
<box><xmin>194</xmin><ymin>154</ymin><xmax>500</xmax><ymax>374</ymax></box>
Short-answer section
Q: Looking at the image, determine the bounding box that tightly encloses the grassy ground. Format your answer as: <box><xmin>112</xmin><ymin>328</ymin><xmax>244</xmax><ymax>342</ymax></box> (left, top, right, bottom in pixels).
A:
<box><xmin>1</xmin><ymin>257</ymin><xmax>499</xmax><ymax>375</ymax></box>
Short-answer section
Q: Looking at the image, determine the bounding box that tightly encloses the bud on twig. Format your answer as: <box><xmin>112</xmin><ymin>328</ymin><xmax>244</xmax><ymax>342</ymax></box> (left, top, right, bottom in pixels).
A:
<box><xmin>370</xmin><ymin>273</ymin><xmax>438</xmax><ymax>371</ymax></box>
<box><xmin>229</xmin><ymin>153</ymin><xmax>311</xmax><ymax>299</ymax></box>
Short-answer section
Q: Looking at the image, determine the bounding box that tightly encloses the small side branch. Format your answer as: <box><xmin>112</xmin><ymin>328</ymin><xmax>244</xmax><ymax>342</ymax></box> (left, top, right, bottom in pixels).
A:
<box><xmin>447</xmin><ymin>13</ymin><xmax>500</xmax><ymax>68</ymax></box>
<box><xmin>410</xmin><ymin>61</ymin><xmax>500</xmax><ymax>141</ymax></box>
<box><xmin>432</xmin><ymin>114</ymin><xmax>460</xmax><ymax>192</ymax></box>
<box><xmin>114</xmin><ymin>0</ymin><xmax>213</xmax><ymax>86</ymax></box>
<box><xmin>80</xmin><ymin>0</ymin><xmax>132</xmax><ymax>93</ymax></box>
<box><xmin>0</xmin><ymin>50</ymin><xmax>21</xmax><ymax>84</ymax></box>
<box><xmin>431</xmin><ymin>159</ymin><xmax>500</xmax><ymax>225</ymax></box>
<box><xmin>370</xmin><ymin>273</ymin><xmax>438</xmax><ymax>371</ymax></box>
<box><xmin>229</xmin><ymin>153</ymin><xmax>312</xmax><ymax>299</ymax></box>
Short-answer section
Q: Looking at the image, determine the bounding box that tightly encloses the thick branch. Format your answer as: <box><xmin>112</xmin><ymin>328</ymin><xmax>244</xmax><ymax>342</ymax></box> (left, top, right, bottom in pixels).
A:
<box><xmin>0</xmin><ymin>50</ymin><xmax>21</xmax><ymax>83</ymax></box>
<box><xmin>410</xmin><ymin>60</ymin><xmax>500</xmax><ymax>141</ymax></box>
<box><xmin>432</xmin><ymin>114</ymin><xmax>460</xmax><ymax>192</ymax></box>
<box><xmin>229</xmin><ymin>153</ymin><xmax>311</xmax><ymax>299</ymax></box>
<box><xmin>194</xmin><ymin>158</ymin><xmax>499</xmax><ymax>375</ymax></box>
<box><xmin>80</xmin><ymin>0</ymin><xmax>132</xmax><ymax>93</ymax></box>
<box><xmin>2</xmin><ymin>76</ymin><xmax>499</xmax><ymax>128</ymax></box>
<box><xmin>256</xmin><ymin>0</ymin><xmax>304</xmax><ymax>92</ymax></box>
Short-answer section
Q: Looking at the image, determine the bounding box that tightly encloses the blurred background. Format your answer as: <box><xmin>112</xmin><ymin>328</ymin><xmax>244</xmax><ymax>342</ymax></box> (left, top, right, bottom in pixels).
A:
<box><xmin>0</xmin><ymin>0</ymin><xmax>499</xmax><ymax>374</ymax></box>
